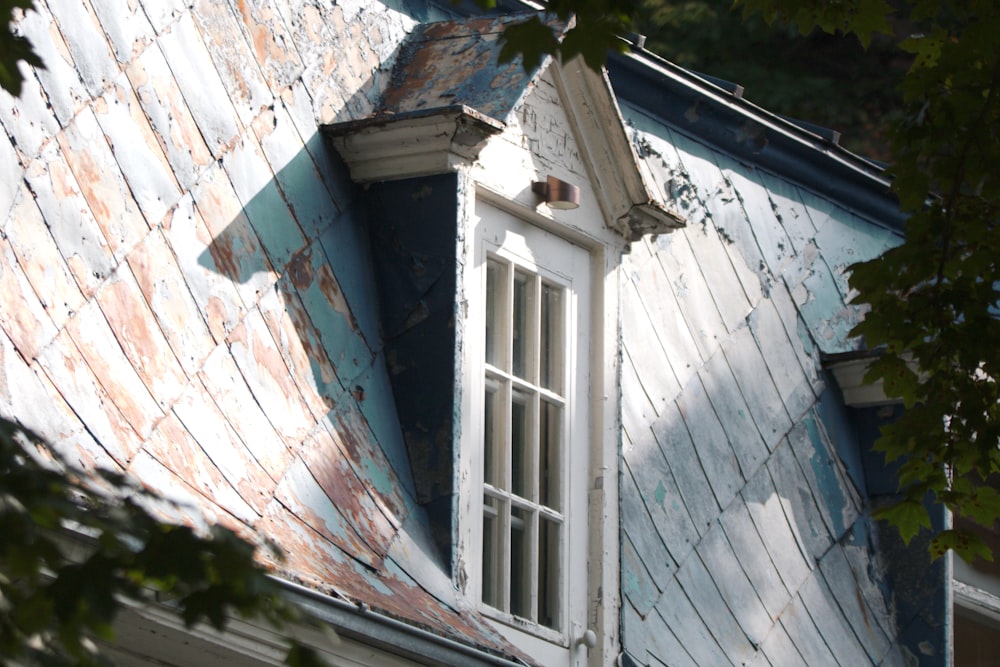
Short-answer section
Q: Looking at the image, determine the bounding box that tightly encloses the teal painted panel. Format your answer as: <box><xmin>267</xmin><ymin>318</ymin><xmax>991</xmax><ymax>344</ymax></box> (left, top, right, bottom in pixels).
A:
<box><xmin>755</xmin><ymin>170</ymin><xmax>818</xmax><ymax>256</ymax></box>
<box><xmin>696</xmin><ymin>521</ymin><xmax>773</xmax><ymax>648</ymax></box>
<box><xmin>766</xmin><ymin>438</ymin><xmax>834</xmax><ymax>562</ymax></box>
<box><xmin>622</xmin><ymin>462</ymin><xmax>678</xmax><ymax>594</ymax></box>
<box><xmin>723</xmin><ymin>326</ymin><xmax>792</xmax><ymax>451</ymax></box>
<box><xmin>349</xmin><ymin>351</ymin><xmax>416</xmax><ymax>501</ymax></box>
<box><xmin>676</xmin><ymin>374</ymin><xmax>744</xmax><ymax>510</ymax></box>
<box><xmin>699</xmin><ymin>350</ymin><xmax>769</xmax><ymax>481</ymax></box>
<box><xmin>622</xmin><ymin>533</ymin><xmax>663</xmax><ymax>618</ymax></box>
<box><xmin>789</xmin><ymin>413</ymin><xmax>861</xmax><ymax>540</ymax></box>
<box><xmin>676</xmin><ymin>553</ymin><xmax>758</xmax><ymax>666</ymax></box>
<box><xmin>651</xmin><ymin>402</ymin><xmax>720</xmax><ymax>535</ymax></box>
<box><xmin>625</xmin><ymin>432</ymin><xmax>700</xmax><ymax>562</ymax></box>
<box><xmin>290</xmin><ymin>235</ymin><xmax>374</xmax><ymax>386</ymax></box>
<box><xmin>317</xmin><ymin>202</ymin><xmax>382</xmax><ymax>348</ymax></box>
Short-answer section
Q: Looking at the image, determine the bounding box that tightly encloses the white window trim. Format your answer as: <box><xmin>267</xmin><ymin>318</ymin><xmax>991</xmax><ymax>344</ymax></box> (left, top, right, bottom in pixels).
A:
<box><xmin>456</xmin><ymin>180</ymin><xmax>622</xmax><ymax>667</ymax></box>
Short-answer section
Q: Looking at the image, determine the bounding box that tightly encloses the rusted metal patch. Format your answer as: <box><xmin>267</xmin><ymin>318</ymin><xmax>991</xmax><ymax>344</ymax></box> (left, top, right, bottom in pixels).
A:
<box><xmin>191</xmin><ymin>0</ymin><xmax>273</xmax><ymax>128</ymax></box>
<box><xmin>24</xmin><ymin>141</ymin><xmax>116</xmax><ymax>299</ymax></box>
<box><xmin>233</xmin><ymin>0</ymin><xmax>303</xmax><ymax>93</ymax></box>
<box><xmin>273</xmin><ymin>452</ymin><xmax>385</xmax><ymax>570</ymax></box>
<box><xmin>0</xmin><ymin>233</ymin><xmax>57</xmax><ymax>361</ymax></box>
<box><xmin>94</xmin><ymin>265</ymin><xmax>188</xmax><ymax>410</ymax></box>
<box><xmin>65</xmin><ymin>298</ymin><xmax>164</xmax><ymax>439</ymax></box>
<box><xmin>57</xmin><ymin>106</ymin><xmax>149</xmax><ymax>263</ymax></box>
<box><xmin>259</xmin><ymin>269</ymin><xmax>344</xmax><ymax>422</ymax></box>
<box><xmin>256</xmin><ymin>502</ymin><xmax>525</xmax><ymax>659</ymax></box>
<box><xmin>126</xmin><ymin>227</ymin><xmax>215</xmax><ymax>377</ymax></box>
<box><xmin>322</xmin><ymin>405</ymin><xmax>408</xmax><ymax>528</ymax></box>
<box><xmin>198</xmin><ymin>343</ymin><xmax>292</xmax><ymax>481</ymax></box>
<box><xmin>167</xmin><ymin>378</ymin><xmax>278</xmax><ymax>516</ymax></box>
<box><xmin>0</xmin><ymin>329</ymin><xmax>117</xmax><ymax>473</ymax></box>
<box><xmin>36</xmin><ymin>328</ymin><xmax>144</xmax><ymax>468</ymax></box>
<box><xmin>298</xmin><ymin>424</ymin><xmax>397</xmax><ymax>558</ymax></box>
<box><xmin>126</xmin><ymin>38</ymin><xmax>213</xmax><ymax>190</ymax></box>
<box><xmin>143</xmin><ymin>409</ymin><xmax>262</xmax><ymax>525</ymax></box>
<box><xmin>126</xmin><ymin>449</ymin><xmax>246</xmax><ymax>536</ymax></box>
<box><xmin>284</xmin><ymin>234</ymin><xmax>372</xmax><ymax>387</ymax></box>
<box><xmin>191</xmin><ymin>160</ymin><xmax>277</xmax><ymax>308</ymax></box>
<box><xmin>225</xmin><ymin>307</ymin><xmax>317</xmax><ymax>448</ymax></box>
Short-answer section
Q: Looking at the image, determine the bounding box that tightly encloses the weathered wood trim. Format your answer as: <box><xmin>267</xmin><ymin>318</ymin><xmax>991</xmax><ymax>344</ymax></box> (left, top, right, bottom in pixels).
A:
<box><xmin>551</xmin><ymin>59</ymin><xmax>685</xmax><ymax>242</ymax></box>
<box><xmin>323</xmin><ymin>107</ymin><xmax>504</xmax><ymax>183</ymax></box>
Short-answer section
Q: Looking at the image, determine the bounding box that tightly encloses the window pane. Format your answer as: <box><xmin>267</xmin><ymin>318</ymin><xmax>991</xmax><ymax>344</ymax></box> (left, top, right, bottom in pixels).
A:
<box><xmin>511</xmin><ymin>390</ymin><xmax>530</xmax><ymax>498</ymax></box>
<box><xmin>539</xmin><ymin>399</ymin><xmax>561</xmax><ymax>510</ymax></box>
<box><xmin>540</xmin><ymin>283</ymin><xmax>563</xmax><ymax>392</ymax></box>
<box><xmin>510</xmin><ymin>506</ymin><xmax>531</xmax><ymax>619</ymax></box>
<box><xmin>484</xmin><ymin>380</ymin><xmax>501</xmax><ymax>488</ymax></box>
<box><xmin>485</xmin><ymin>261</ymin><xmax>502</xmax><ymax>367</ymax></box>
<box><xmin>512</xmin><ymin>271</ymin><xmax>529</xmax><ymax>379</ymax></box>
<box><xmin>482</xmin><ymin>495</ymin><xmax>500</xmax><ymax>608</ymax></box>
<box><xmin>539</xmin><ymin>515</ymin><xmax>560</xmax><ymax>630</ymax></box>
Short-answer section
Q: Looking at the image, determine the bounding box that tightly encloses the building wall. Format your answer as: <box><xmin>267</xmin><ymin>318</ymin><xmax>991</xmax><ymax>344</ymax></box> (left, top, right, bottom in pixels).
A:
<box><xmin>0</xmin><ymin>0</ymin><xmax>518</xmax><ymax>654</ymax></box>
<box><xmin>0</xmin><ymin>0</ymin><xmax>942</xmax><ymax>664</ymax></box>
<box><xmin>617</xmin><ymin>103</ymin><xmax>929</xmax><ymax>666</ymax></box>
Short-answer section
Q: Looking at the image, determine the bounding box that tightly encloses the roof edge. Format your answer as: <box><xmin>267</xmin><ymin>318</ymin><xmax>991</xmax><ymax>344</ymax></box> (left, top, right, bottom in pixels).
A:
<box><xmin>606</xmin><ymin>47</ymin><xmax>907</xmax><ymax>231</ymax></box>
<box><xmin>277</xmin><ymin>578</ymin><xmax>529</xmax><ymax>667</ymax></box>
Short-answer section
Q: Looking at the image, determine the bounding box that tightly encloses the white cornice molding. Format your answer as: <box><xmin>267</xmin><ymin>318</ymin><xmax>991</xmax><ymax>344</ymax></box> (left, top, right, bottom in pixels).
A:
<box><xmin>324</xmin><ymin>106</ymin><xmax>505</xmax><ymax>183</ymax></box>
<box><xmin>825</xmin><ymin>355</ymin><xmax>898</xmax><ymax>407</ymax></box>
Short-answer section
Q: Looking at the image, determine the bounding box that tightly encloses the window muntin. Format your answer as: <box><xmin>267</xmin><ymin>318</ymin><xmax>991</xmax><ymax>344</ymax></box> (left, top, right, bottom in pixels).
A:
<box><xmin>481</xmin><ymin>255</ymin><xmax>568</xmax><ymax>632</ymax></box>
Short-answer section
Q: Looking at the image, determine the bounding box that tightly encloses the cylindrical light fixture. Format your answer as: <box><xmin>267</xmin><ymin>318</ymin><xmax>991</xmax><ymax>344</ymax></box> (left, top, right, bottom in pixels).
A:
<box><xmin>532</xmin><ymin>175</ymin><xmax>581</xmax><ymax>210</ymax></box>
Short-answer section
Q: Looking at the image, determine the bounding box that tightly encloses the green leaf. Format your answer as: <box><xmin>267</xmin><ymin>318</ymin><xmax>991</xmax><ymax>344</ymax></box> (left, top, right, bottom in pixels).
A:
<box><xmin>498</xmin><ymin>16</ymin><xmax>559</xmax><ymax>71</ymax></box>
<box><xmin>931</xmin><ymin>528</ymin><xmax>992</xmax><ymax>562</ymax></box>
<box><xmin>873</xmin><ymin>499</ymin><xmax>932</xmax><ymax>544</ymax></box>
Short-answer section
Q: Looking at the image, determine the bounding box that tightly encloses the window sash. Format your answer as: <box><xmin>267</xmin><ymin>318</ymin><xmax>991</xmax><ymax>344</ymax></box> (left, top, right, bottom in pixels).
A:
<box><xmin>481</xmin><ymin>253</ymin><xmax>568</xmax><ymax>630</ymax></box>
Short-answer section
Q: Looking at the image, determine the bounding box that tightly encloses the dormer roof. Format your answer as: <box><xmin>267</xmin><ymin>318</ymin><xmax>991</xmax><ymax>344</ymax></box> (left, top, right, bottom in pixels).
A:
<box><xmin>324</xmin><ymin>13</ymin><xmax>685</xmax><ymax>241</ymax></box>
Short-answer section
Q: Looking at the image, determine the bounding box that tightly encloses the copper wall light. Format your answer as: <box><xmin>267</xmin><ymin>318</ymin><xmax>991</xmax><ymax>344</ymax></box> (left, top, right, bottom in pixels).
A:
<box><xmin>532</xmin><ymin>175</ymin><xmax>581</xmax><ymax>210</ymax></box>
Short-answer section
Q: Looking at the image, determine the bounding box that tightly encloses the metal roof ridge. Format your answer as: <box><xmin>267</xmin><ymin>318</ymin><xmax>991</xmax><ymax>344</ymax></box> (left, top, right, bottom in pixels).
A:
<box><xmin>607</xmin><ymin>46</ymin><xmax>907</xmax><ymax>230</ymax></box>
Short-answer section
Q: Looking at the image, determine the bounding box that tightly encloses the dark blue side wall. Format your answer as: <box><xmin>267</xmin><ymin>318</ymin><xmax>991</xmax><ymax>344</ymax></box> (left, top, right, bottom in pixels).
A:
<box><xmin>823</xmin><ymin>392</ymin><xmax>950</xmax><ymax>667</ymax></box>
<box><xmin>367</xmin><ymin>173</ymin><xmax>460</xmax><ymax>560</ymax></box>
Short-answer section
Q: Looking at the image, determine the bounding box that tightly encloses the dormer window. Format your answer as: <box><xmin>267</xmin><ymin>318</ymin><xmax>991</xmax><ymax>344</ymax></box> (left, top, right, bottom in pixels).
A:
<box><xmin>474</xmin><ymin>202</ymin><xmax>591</xmax><ymax>641</ymax></box>
<box><xmin>323</xmin><ymin>14</ymin><xmax>684</xmax><ymax>665</ymax></box>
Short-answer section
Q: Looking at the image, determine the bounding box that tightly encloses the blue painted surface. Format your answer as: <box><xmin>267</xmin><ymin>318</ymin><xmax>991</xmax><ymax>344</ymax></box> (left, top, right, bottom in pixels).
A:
<box><xmin>620</xmin><ymin>90</ymin><xmax>941</xmax><ymax>665</ymax></box>
<box><xmin>367</xmin><ymin>173</ymin><xmax>461</xmax><ymax>560</ymax></box>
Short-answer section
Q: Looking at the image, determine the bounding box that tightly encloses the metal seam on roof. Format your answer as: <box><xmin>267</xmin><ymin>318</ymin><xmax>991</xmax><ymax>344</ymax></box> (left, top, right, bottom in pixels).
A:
<box><xmin>606</xmin><ymin>48</ymin><xmax>906</xmax><ymax>231</ymax></box>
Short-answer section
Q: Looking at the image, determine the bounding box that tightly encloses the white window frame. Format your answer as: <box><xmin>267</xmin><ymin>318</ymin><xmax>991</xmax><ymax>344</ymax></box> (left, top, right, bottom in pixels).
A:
<box><xmin>457</xmin><ymin>185</ymin><xmax>614</xmax><ymax>667</ymax></box>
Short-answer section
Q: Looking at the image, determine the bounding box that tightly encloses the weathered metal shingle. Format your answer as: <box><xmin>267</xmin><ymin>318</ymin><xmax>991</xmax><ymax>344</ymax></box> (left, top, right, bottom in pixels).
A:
<box><xmin>380</xmin><ymin>14</ymin><xmax>558</xmax><ymax>123</ymax></box>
